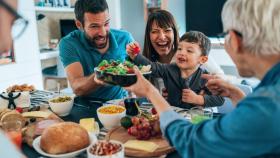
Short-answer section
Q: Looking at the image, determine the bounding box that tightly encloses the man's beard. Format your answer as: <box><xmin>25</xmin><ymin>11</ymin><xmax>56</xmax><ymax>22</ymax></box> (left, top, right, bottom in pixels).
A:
<box><xmin>85</xmin><ymin>33</ymin><xmax>109</xmax><ymax>49</ymax></box>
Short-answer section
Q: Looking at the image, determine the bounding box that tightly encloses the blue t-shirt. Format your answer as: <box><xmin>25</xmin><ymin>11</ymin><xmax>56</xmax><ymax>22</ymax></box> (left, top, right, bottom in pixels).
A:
<box><xmin>160</xmin><ymin>62</ymin><xmax>280</xmax><ymax>158</ymax></box>
<box><xmin>59</xmin><ymin>29</ymin><xmax>134</xmax><ymax>100</ymax></box>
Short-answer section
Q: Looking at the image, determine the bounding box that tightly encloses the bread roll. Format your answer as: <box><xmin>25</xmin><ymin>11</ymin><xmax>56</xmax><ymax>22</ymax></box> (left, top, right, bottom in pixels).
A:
<box><xmin>40</xmin><ymin>122</ymin><xmax>90</xmax><ymax>154</ymax></box>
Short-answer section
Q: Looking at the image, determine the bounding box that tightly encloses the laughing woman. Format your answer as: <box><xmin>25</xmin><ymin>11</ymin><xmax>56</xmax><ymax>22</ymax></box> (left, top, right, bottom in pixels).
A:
<box><xmin>127</xmin><ymin>10</ymin><xmax>224</xmax><ymax>93</ymax></box>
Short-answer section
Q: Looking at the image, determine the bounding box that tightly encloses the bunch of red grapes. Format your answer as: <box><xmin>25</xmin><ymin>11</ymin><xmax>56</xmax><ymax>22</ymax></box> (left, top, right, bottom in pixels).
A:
<box><xmin>127</xmin><ymin>116</ymin><xmax>161</xmax><ymax>140</ymax></box>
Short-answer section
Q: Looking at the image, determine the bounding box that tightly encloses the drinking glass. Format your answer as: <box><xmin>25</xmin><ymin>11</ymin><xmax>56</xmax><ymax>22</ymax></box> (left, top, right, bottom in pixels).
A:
<box><xmin>2</xmin><ymin>120</ymin><xmax>22</xmax><ymax>149</ymax></box>
<box><xmin>124</xmin><ymin>98</ymin><xmax>140</xmax><ymax>116</ymax></box>
<box><xmin>190</xmin><ymin>107</ymin><xmax>213</xmax><ymax>124</ymax></box>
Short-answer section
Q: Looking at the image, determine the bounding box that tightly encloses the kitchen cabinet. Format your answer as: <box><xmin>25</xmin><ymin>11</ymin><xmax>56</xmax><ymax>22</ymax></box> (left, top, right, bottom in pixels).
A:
<box><xmin>34</xmin><ymin>3</ymin><xmax>75</xmax><ymax>90</ymax></box>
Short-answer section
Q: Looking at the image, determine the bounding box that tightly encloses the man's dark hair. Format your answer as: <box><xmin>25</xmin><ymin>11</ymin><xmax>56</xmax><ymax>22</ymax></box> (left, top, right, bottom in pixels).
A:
<box><xmin>74</xmin><ymin>0</ymin><xmax>109</xmax><ymax>24</ymax></box>
<box><xmin>180</xmin><ymin>31</ymin><xmax>211</xmax><ymax>56</ymax></box>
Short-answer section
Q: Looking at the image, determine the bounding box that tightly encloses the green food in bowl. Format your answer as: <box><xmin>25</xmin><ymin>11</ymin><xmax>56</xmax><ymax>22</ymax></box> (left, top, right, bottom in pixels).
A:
<box><xmin>97</xmin><ymin>59</ymin><xmax>151</xmax><ymax>75</ymax></box>
<box><xmin>50</xmin><ymin>96</ymin><xmax>72</xmax><ymax>103</ymax></box>
<box><xmin>95</xmin><ymin>60</ymin><xmax>152</xmax><ymax>87</ymax></box>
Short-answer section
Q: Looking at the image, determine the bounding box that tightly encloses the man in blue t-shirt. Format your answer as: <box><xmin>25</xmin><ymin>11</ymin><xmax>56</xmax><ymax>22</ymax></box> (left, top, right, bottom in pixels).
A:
<box><xmin>59</xmin><ymin>0</ymin><xmax>134</xmax><ymax>100</ymax></box>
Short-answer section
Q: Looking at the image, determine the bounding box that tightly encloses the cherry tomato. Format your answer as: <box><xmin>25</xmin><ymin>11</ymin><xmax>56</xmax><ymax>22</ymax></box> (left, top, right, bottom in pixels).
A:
<box><xmin>151</xmin><ymin>107</ymin><xmax>157</xmax><ymax>115</ymax></box>
<box><xmin>126</xmin><ymin>68</ymin><xmax>134</xmax><ymax>74</ymax></box>
<box><xmin>99</xmin><ymin>66</ymin><xmax>106</xmax><ymax>70</ymax></box>
<box><xmin>133</xmin><ymin>46</ymin><xmax>140</xmax><ymax>54</ymax></box>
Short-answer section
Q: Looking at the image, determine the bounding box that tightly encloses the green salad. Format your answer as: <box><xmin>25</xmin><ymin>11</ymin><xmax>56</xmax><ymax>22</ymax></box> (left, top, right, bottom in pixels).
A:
<box><xmin>97</xmin><ymin>60</ymin><xmax>151</xmax><ymax>75</ymax></box>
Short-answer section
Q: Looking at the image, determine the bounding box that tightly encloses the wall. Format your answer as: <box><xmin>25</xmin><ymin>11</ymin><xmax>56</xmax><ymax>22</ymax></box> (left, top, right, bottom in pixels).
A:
<box><xmin>120</xmin><ymin>0</ymin><xmax>145</xmax><ymax>48</ymax></box>
<box><xmin>107</xmin><ymin>0</ymin><xmax>122</xmax><ymax>29</ymax></box>
<box><xmin>166</xmin><ymin>0</ymin><xmax>186</xmax><ymax>36</ymax></box>
<box><xmin>119</xmin><ymin>0</ymin><xmax>186</xmax><ymax>48</ymax></box>
<box><xmin>0</xmin><ymin>0</ymin><xmax>43</xmax><ymax>91</ymax></box>
<box><xmin>209</xmin><ymin>48</ymin><xmax>237</xmax><ymax>76</ymax></box>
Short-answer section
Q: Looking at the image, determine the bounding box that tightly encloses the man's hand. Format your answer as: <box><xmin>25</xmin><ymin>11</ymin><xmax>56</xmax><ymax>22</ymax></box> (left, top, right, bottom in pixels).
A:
<box><xmin>182</xmin><ymin>89</ymin><xmax>204</xmax><ymax>106</ymax></box>
<box><xmin>66</xmin><ymin>62</ymin><xmax>107</xmax><ymax>96</ymax></box>
<box><xmin>94</xmin><ymin>74</ymin><xmax>106</xmax><ymax>86</ymax></box>
<box><xmin>126</xmin><ymin>42</ymin><xmax>141</xmax><ymax>60</ymax></box>
<box><xmin>202</xmin><ymin>74</ymin><xmax>245</xmax><ymax>105</ymax></box>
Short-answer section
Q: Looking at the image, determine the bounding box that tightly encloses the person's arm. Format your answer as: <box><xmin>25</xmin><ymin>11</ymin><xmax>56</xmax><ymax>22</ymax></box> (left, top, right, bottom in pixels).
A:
<box><xmin>181</xmin><ymin>89</ymin><xmax>224</xmax><ymax>107</ymax></box>
<box><xmin>126</xmin><ymin>41</ymin><xmax>140</xmax><ymax>60</ymax></box>
<box><xmin>124</xmin><ymin>67</ymin><xmax>172</xmax><ymax>114</ymax></box>
<box><xmin>59</xmin><ymin>39</ymin><xmax>103</xmax><ymax>96</ymax></box>
<box><xmin>202</xmin><ymin>88</ymin><xmax>225</xmax><ymax>107</ymax></box>
<box><xmin>160</xmin><ymin>95</ymin><xmax>276</xmax><ymax>158</ymax></box>
<box><xmin>126</xmin><ymin>42</ymin><xmax>169</xmax><ymax>78</ymax></box>
<box><xmin>202</xmin><ymin>74</ymin><xmax>245</xmax><ymax>105</ymax></box>
<box><xmin>135</xmin><ymin>54</ymin><xmax>169</xmax><ymax>78</ymax></box>
<box><xmin>181</xmin><ymin>70</ymin><xmax>224</xmax><ymax>107</ymax></box>
<box><xmin>181</xmin><ymin>89</ymin><xmax>205</xmax><ymax>106</ymax></box>
<box><xmin>64</xmin><ymin>62</ymin><xmax>103</xmax><ymax>96</ymax></box>
<box><xmin>126</xmin><ymin>42</ymin><xmax>151</xmax><ymax>66</ymax></box>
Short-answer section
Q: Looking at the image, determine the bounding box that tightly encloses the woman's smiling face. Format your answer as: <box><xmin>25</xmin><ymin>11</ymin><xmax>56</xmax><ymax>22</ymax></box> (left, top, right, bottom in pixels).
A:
<box><xmin>149</xmin><ymin>21</ymin><xmax>174</xmax><ymax>56</ymax></box>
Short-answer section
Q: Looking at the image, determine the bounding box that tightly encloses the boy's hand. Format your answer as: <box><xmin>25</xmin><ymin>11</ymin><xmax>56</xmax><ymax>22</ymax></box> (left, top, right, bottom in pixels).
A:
<box><xmin>126</xmin><ymin>42</ymin><xmax>141</xmax><ymax>60</ymax></box>
<box><xmin>182</xmin><ymin>89</ymin><xmax>204</xmax><ymax>106</ymax></box>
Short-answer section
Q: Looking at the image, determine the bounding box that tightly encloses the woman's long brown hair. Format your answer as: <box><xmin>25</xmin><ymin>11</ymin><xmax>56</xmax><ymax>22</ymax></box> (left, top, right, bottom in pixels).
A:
<box><xmin>143</xmin><ymin>10</ymin><xmax>179</xmax><ymax>62</ymax></box>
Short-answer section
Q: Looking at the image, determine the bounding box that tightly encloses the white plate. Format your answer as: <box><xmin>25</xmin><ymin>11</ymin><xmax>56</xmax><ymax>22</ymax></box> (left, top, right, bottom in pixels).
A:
<box><xmin>33</xmin><ymin>134</ymin><xmax>97</xmax><ymax>158</ymax></box>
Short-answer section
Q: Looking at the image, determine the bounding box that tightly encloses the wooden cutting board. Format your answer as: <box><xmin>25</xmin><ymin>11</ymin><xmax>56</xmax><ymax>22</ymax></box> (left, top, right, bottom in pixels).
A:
<box><xmin>106</xmin><ymin>126</ymin><xmax>174</xmax><ymax>157</ymax></box>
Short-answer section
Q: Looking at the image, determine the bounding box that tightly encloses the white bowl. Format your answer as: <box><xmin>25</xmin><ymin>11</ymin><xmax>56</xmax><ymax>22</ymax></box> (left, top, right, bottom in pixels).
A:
<box><xmin>48</xmin><ymin>96</ymin><xmax>74</xmax><ymax>116</ymax></box>
<box><xmin>87</xmin><ymin>140</ymin><xmax>124</xmax><ymax>158</ymax></box>
<box><xmin>97</xmin><ymin>105</ymin><xmax>126</xmax><ymax>130</ymax></box>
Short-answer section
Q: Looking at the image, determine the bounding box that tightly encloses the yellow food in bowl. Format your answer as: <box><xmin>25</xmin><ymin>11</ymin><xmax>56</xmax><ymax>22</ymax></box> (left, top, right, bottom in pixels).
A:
<box><xmin>98</xmin><ymin>106</ymin><xmax>125</xmax><ymax>114</ymax></box>
<box><xmin>50</xmin><ymin>96</ymin><xmax>72</xmax><ymax>103</ymax></box>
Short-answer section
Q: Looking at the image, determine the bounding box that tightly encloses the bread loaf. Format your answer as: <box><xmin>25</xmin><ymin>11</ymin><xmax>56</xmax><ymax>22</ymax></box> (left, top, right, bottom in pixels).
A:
<box><xmin>40</xmin><ymin>122</ymin><xmax>90</xmax><ymax>154</ymax></box>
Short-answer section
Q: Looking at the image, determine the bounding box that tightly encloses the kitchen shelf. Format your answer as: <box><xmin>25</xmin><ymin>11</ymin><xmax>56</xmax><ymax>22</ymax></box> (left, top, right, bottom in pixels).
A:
<box><xmin>35</xmin><ymin>6</ymin><xmax>74</xmax><ymax>12</ymax></box>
